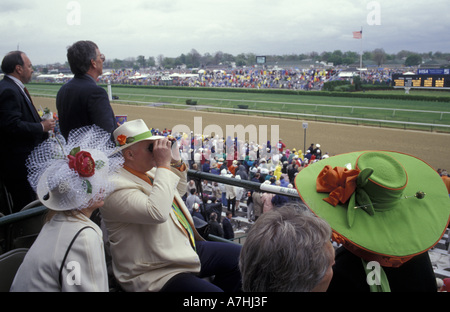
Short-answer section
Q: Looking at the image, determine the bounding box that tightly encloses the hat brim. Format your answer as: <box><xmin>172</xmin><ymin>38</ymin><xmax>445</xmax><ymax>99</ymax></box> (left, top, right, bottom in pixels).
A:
<box><xmin>36</xmin><ymin>149</ymin><xmax>111</xmax><ymax>211</ymax></box>
<box><xmin>114</xmin><ymin>135</ymin><xmax>165</xmax><ymax>152</ymax></box>
<box><xmin>295</xmin><ymin>150</ymin><xmax>450</xmax><ymax>262</ymax></box>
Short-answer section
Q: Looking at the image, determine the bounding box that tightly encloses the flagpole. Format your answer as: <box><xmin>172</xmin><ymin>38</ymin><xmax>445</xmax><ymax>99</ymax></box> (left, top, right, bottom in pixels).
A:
<box><xmin>359</xmin><ymin>26</ymin><xmax>363</xmax><ymax>78</ymax></box>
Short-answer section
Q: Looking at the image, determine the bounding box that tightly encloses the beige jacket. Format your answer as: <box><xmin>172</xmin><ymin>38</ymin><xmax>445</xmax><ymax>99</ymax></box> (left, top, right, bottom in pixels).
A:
<box><xmin>101</xmin><ymin>166</ymin><xmax>203</xmax><ymax>292</ymax></box>
<box><xmin>10</xmin><ymin>213</ymin><xmax>108</xmax><ymax>292</ymax></box>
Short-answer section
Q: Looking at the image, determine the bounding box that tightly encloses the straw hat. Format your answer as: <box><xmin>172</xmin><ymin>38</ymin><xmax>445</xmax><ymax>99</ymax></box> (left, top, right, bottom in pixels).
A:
<box><xmin>113</xmin><ymin>119</ymin><xmax>164</xmax><ymax>151</ymax></box>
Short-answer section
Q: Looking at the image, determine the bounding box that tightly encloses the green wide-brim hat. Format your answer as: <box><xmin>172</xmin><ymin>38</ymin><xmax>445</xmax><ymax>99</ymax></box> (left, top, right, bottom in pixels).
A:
<box><xmin>295</xmin><ymin>150</ymin><xmax>450</xmax><ymax>267</ymax></box>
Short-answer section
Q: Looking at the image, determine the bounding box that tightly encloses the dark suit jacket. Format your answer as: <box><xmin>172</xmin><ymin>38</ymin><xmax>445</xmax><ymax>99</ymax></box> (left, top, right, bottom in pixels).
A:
<box><xmin>0</xmin><ymin>76</ymin><xmax>47</xmax><ymax>171</ymax></box>
<box><xmin>222</xmin><ymin>217</ymin><xmax>234</xmax><ymax>239</ymax></box>
<box><xmin>0</xmin><ymin>76</ymin><xmax>48</xmax><ymax>210</ymax></box>
<box><xmin>56</xmin><ymin>74</ymin><xmax>116</xmax><ymax>139</ymax></box>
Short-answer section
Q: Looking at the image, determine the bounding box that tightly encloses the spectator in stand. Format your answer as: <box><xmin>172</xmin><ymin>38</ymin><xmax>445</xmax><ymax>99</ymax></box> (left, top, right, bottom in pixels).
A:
<box><xmin>313</xmin><ymin>143</ymin><xmax>322</xmax><ymax>158</ymax></box>
<box><xmin>0</xmin><ymin>50</ymin><xmax>55</xmax><ymax>212</ymax></box>
<box><xmin>202</xmin><ymin>159</ymin><xmax>211</xmax><ymax>173</ymax></box>
<box><xmin>211</xmin><ymin>182</ymin><xmax>222</xmax><ymax>202</ymax></box>
<box><xmin>11</xmin><ymin>125</ymin><xmax>122</xmax><ymax>291</ymax></box>
<box><xmin>208</xmin><ymin>212</ymin><xmax>224</xmax><ymax>238</ymax></box>
<box><xmin>204</xmin><ymin>197</ymin><xmax>222</xmax><ymax>222</ymax></box>
<box><xmin>201</xmin><ymin>180</ymin><xmax>212</xmax><ymax>196</ymax></box>
<box><xmin>261</xmin><ymin>181</ymin><xmax>275</xmax><ymax>213</ymax></box>
<box><xmin>186</xmin><ymin>179</ymin><xmax>197</xmax><ymax>195</ymax></box>
<box><xmin>223</xmin><ymin>211</ymin><xmax>234</xmax><ymax>240</ymax></box>
<box><xmin>245</xmin><ymin>191</ymin><xmax>254</xmax><ymax>222</ymax></box>
<box><xmin>279</xmin><ymin>175</ymin><xmax>289</xmax><ymax>187</ymax></box>
<box><xmin>228</xmin><ymin>160</ymin><xmax>238</xmax><ymax>175</ymax></box>
<box><xmin>239</xmin><ymin>203</ymin><xmax>334</xmax><ymax>292</ymax></box>
<box><xmin>192</xmin><ymin>203</ymin><xmax>205</xmax><ymax>221</ymax></box>
<box><xmin>295</xmin><ymin>150</ymin><xmax>450</xmax><ymax>292</ymax></box>
<box><xmin>186</xmin><ymin>188</ymin><xmax>203</xmax><ymax>214</ymax></box>
<box><xmin>225</xmin><ymin>176</ymin><xmax>237</xmax><ymax>217</ymax></box>
<box><xmin>251</xmin><ymin>172</ymin><xmax>262</xmax><ymax>183</ymax></box>
<box><xmin>252</xmin><ymin>190</ymin><xmax>264</xmax><ymax>221</ymax></box>
<box><xmin>272</xmin><ymin>191</ymin><xmax>289</xmax><ymax>208</ymax></box>
<box><xmin>235</xmin><ymin>164</ymin><xmax>249</xmax><ymax>181</ymax></box>
<box><xmin>277</xmin><ymin>139</ymin><xmax>286</xmax><ymax>153</ymax></box>
<box><xmin>210</xmin><ymin>162</ymin><xmax>221</xmax><ymax>175</ymax></box>
<box><xmin>56</xmin><ymin>40</ymin><xmax>117</xmax><ymax>141</ymax></box>
<box><xmin>101</xmin><ymin>119</ymin><xmax>242</xmax><ymax>292</ymax></box>
<box><xmin>234</xmin><ymin>175</ymin><xmax>244</xmax><ymax>213</ymax></box>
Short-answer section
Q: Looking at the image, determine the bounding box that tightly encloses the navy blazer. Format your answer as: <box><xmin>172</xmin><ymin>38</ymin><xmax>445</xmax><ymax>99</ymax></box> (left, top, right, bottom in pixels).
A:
<box><xmin>0</xmin><ymin>76</ymin><xmax>47</xmax><ymax>176</ymax></box>
<box><xmin>222</xmin><ymin>217</ymin><xmax>234</xmax><ymax>239</ymax></box>
<box><xmin>56</xmin><ymin>74</ymin><xmax>116</xmax><ymax>139</ymax></box>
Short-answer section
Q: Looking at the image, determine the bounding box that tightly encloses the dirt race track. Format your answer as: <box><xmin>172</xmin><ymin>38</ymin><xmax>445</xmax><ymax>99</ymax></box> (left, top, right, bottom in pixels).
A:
<box><xmin>36</xmin><ymin>97</ymin><xmax>450</xmax><ymax>171</ymax></box>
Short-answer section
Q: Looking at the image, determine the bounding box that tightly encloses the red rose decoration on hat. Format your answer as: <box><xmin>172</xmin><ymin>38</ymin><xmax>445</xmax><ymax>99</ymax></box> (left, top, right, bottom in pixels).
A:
<box><xmin>68</xmin><ymin>150</ymin><xmax>96</xmax><ymax>177</ymax></box>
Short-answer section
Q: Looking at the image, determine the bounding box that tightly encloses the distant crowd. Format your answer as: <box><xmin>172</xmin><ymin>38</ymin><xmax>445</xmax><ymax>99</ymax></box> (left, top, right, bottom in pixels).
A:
<box><xmin>150</xmin><ymin>128</ymin><xmax>330</xmax><ymax>229</ymax></box>
<box><xmin>102</xmin><ymin>67</ymin><xmax>405</xmax><ymax>89</ymax></box>
<box><xmin>37</xmin><ymin>67</ymin><xmax>405</xmax><ymax>91</ymax></box>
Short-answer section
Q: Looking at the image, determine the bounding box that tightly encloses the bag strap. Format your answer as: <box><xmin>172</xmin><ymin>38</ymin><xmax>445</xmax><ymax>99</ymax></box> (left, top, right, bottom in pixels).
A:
<box><xmin>58</xmin><ymin>226</ymin><xmax>95</xmax><ymax>287</ymax></box>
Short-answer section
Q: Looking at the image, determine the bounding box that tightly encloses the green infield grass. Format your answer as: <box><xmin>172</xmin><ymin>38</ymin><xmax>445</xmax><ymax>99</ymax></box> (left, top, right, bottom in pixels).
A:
<box><xmin>28</xmin><ymin>83</ymin><xmax>450</xmax><ymax>132</ymax></box>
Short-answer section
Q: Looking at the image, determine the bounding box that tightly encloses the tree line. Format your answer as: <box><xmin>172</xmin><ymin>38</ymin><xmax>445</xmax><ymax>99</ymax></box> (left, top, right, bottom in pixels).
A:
<box><xmin>104</xmin><ymin>49</ymin><xmax>450</xmax><ymax>70</ymax></box>
<box><xmin>42</xmin><ymin>49</ymin><xmax>449</xmax><ymax>72</ymax></box>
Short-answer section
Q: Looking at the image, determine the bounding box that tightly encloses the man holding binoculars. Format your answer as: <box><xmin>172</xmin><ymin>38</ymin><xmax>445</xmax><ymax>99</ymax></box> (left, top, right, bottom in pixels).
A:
<box><xmin>100</xmin><ymin>119</ymin><xmax>242</xmax><ymax>292</ymax></box>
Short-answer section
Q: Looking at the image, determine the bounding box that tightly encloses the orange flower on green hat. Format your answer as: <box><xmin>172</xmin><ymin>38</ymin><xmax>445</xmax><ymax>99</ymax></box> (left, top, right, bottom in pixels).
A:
<box><xmin>117</xmin><ymin>134</ymin><xmax>127</xmax><ymax>146</ymax></box>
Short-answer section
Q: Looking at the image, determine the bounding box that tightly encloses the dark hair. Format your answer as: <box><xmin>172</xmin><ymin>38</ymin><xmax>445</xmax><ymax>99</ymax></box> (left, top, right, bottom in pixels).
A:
<box><xmin>1</xmin><ymin>51</ymin><xmax>24</xmax><ymax>74</ymax></box>
<box><xmin>66</xmin><ymin>40</ymin><xmax>98</xmax><ymax>75</ymax></box>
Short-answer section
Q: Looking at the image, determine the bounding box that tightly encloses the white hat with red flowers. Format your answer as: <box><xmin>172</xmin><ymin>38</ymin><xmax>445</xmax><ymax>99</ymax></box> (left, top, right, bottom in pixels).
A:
<box><xmin>113</xmin><ymin>119</ymin><xmax>165</xmax><ymax>151</ymax></box>
<box><xmin>26</xmin><ymin>125</ymin><xmax>124</xmax><ymax>211</ymax></box>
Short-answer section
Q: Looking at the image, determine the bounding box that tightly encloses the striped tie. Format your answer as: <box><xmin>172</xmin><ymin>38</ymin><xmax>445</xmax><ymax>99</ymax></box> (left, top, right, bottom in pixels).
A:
<box><xmin>23</xmin><ymin>87</ymin><xmax>41</xmax><ymax>121</ymax></box>
<box><xmin>147</xmin><ymin>175</ymin><xmax>196</xmax><ymax>250</ymax></box>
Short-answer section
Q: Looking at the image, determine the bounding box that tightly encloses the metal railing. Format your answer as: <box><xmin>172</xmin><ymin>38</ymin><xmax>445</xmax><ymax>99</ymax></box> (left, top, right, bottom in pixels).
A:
<box><xmin>0</xmin><ymin>171</ymin><xmax>294</xmax><ymax>251</ymax></box>
<box><xmin>187</xmin><ymin>169</ymin><xmax>300</xmax><ymax>199</ymax></box>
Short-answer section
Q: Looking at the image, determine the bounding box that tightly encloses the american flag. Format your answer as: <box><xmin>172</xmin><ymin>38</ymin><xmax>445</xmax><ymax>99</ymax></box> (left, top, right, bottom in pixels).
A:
<box><xmin>353</xmin><ymin>30</ymin><xmax>362</xmax><ymax>39</ymax></box>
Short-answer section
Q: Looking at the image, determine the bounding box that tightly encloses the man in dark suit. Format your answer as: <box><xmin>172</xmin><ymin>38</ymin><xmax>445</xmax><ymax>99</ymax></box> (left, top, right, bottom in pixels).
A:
<box><xmin>0</xmin><ymin>51</ymin><xmax>55</xmax><ymax>212</ymax></box>
<box><xmin>56</xmin><ymin>40</ymin><xmax>117</xmax><ymax>140</ymax></box>
<box><xmin>222</xmin><ymin>211</ymin><xmax>235</xmax><ymax>240</ymax></box>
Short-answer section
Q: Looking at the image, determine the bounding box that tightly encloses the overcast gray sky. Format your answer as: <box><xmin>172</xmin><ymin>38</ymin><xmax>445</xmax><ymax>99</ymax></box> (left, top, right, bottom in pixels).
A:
<box><xmin>1</xmin><ymin>0</ymin><xmax>449</xmax><ymax>65</ymax></box>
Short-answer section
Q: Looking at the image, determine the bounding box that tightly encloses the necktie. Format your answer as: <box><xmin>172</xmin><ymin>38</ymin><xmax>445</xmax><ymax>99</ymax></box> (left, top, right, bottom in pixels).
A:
<box><xmin>147</xmin><ymin>174</ymin><xmax>196</xmax><ymax>250</ymax></box>
<box><xmin>23</xmin><ymin>87</ymin><xmax>40</xmax><ymax>121</ymax></box>
<box><xmin>23</xmin><ymin>87</ymin><xmax>33</xmax><ymax>104</ymax></box>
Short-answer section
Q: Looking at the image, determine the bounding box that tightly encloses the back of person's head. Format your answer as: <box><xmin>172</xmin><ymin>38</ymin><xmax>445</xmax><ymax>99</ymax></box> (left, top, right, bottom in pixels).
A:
<box><xmin>66</xmin><ymin>40</ymin><xmax>98</xmax><ymax>75</ymax></box>
<box><xmin>1</xmin><ymin>51</ymin><xmax>24</xmax><ymax>74</ymax></box>
<box><xmin>239</xmin><ymin>203</ymin><xmax>332</xmax><ymax>292</ymax></box>
<box><xmin>210</xmin><ymin>212</ymin><xmax>217</xmax><ymax>221</ymax></box>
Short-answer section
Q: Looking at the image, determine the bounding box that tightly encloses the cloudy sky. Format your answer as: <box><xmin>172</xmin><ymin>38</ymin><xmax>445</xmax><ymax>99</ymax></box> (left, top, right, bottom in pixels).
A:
<box><xmin>1</xmin><ymin>0</ymin><xmax>449</xmax><ymax>65</ymax></box>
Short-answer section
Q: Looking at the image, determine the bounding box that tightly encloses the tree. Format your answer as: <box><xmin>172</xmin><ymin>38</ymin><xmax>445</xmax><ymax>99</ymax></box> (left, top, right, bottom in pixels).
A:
<box><xmin>111</xmin><ymin>58</ymin><xmax>123</xmax><ymax>70</ymax></box>
<box><xmin>156</xmin><ymin>54</ymin><xmax>165</xmax><ymax>68</ymax></box>
<box><xmin>137</xmin><ymin>55</ymin><xmax>146</xmax><ymax>69</ymax></box>
<box><xmin>147</xmin><ymin>56</ymin><xmax>156</xmax><ymax>67</ymax></box>
<box><xmin>373</xmin><ymin>48</ymin><xmax>386</xmax><ymax>66</ymax></box>
<box><xmin>188</xmin><ymin>49</ymin><xmax>201</xmax><ymax>68</ymax></box>
<box><xmin>405</xmin><ymin>54</ymin><xmax>422</xmax><ymax>66</ymax></box>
